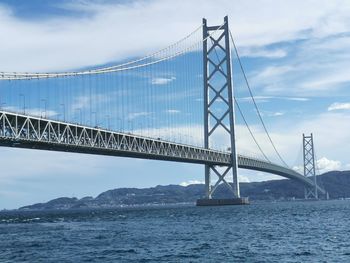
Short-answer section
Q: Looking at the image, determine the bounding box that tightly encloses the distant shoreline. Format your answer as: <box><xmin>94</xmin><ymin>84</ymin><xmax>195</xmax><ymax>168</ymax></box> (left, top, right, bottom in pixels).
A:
<box><xmin>3</xmin><ymin>170</ymin><xmax>350</xmax><ymax>211</ymax></box>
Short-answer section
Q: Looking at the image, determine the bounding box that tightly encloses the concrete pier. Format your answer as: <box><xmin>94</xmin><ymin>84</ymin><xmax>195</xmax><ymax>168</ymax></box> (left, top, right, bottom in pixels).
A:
<box><xmin>196</xmin><ymin>197</ymin><xmax>249</xmax><ymax>206</ymax></box>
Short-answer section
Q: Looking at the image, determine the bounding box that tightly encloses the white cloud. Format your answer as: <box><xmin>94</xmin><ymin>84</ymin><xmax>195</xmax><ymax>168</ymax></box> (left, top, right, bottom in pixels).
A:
<box><xmin>151</xmin><ymin>77</ymin><xmax>176</xmax><ymax>85</ymax></box>
<box><xmin>302</xmin><ymin>71</ymin><xmax>350</xmax><ymax>90</ymax></box>
<box><xmin>254</xmin><ymin>65</ymin><xmax>295</xmax><ymax>79</ymax></box>
<box><xmin>240</xmin><ymin>47</ymin><xmax>287</xmax><ymax>59</ymax></box>
<box><xmin>238</xmin><ymin>96</ymin><xmax>309</xmax><ymax>103</ymax></box>
<box><xmin>271</xmin><ymin>112</ymin><xmax>284</xmax><ymax>117</ymax></box>
<box><xmin>180</xmin><ymin>180</ymin><xmax>204</xmax><ymax>186</ymax></box>
<box><xmin>287</xmin><ymin>97</ymin><xmax>310</xmax><ymax>102</ymax></box>
<box><xmin>255</xmin><ymin>110</ymin><xmax>285</xmax><ymax>118</ymax></box>
<box><xmin>247</xmin><ymin>38</ymin><xmax>350</xmax><ymax>98</ymax></box>
<box><xmin>316</xmin><ymin>157</ymin><xmax>342</xmax><ymax>173</ymax></box>
<box><xmin>166</xmin><ymin>109</ymin><xmax>180</xmax><ymax>114</ymax></box>
<box><xmin>238</xmin><ymin>174</ymin><xmax>250</xmax><ymax>183</ymax></box>
<box><xmin>293</xmin><ymin>157</ymin><xmax>342</xmax><ymax>174</ymax></box>
<box><xmin>238</xmin><ymin>96</ymin><xmax>271</xmax><ymax>103</ymax></box>
<box><xmin>328</xmin><ymin>102</ymin><xmax>350</xmax><ymax>111</ymax></box>
<box><xmin>128</xmin><ymin>111</ymin><xmax>152</xmax><ymax>120</ymax></box>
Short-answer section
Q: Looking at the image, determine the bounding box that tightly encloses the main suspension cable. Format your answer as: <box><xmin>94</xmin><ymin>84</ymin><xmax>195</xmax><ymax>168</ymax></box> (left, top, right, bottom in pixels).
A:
<box><xmin>0</xmin><ymin>23</ymin><xmax>224</xmax><ymax>80</ymax></box>
<box><xmin>234</xmin><ymin>98</ymin><xmax>271</xmax><ymax>162</ymax></box>
<box><xmin>229</xmin><ymin>30</ymin><xmax>289</xmax><ymax>168</ymax></box>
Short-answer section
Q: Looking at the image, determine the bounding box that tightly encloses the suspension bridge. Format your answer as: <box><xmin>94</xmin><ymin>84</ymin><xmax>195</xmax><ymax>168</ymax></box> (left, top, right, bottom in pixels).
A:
<box><xmin>0</xmin><ymin>16</ymin><xmax>325</xmax><ymax>205</ymax></box>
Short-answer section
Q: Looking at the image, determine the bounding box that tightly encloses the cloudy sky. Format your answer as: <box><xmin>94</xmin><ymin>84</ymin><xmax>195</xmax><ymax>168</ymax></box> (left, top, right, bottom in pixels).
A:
<box><xmin>0</xmin><ymin>0</ymin><xmax>350</xmax><ymax>209</ymax></box>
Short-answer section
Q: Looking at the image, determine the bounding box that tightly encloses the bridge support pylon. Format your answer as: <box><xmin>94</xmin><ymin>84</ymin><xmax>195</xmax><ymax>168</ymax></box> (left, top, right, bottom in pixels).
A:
<box><xmin>197</xmin><ymin>16</ymin><xmax>248</xmax><ymax>206</ymax></box>
<box><xmin>303</xmin><ymin>133</ymin><xmax>318</xmax><ymax>199</ymax></box>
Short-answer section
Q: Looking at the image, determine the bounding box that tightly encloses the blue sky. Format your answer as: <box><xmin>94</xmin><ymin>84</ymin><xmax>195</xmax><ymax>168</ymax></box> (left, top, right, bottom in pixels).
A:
<box><xmin>1</xmin><ymin>0</ymin><xmax>350</xmax><ymax>209</ymax></box>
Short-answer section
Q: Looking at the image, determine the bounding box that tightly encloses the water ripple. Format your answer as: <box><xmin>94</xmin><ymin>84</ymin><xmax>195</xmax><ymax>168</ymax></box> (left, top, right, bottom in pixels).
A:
<box><xmin>0</xmin><ymin>200</ymin><xmax>350</xmax><ymax>262</ymax></box>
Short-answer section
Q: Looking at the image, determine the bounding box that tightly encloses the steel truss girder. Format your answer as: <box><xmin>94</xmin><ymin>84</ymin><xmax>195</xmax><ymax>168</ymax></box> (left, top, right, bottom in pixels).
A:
<box><xmin>0</xmin><ymin>113</ymin><xmax>325</xmax><ymax>195</ymax></box>
<box><xmin>203</xmin><ymin>16</ymin><xmax>239</xmax><ymax>199</ymax></box>
<box><xmin>0</xmin><ymin>110</ymin><xmax>231</xmax><ymax>165</ymax></box>
<box><xmin>303</xmin><ymin>133</ymin><xmax>319</xmax><ymax>199</ymax></box>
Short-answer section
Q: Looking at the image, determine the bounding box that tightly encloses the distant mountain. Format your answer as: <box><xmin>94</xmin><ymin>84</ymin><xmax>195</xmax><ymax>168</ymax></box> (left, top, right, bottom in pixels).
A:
<box><xmin>19</xmin><ymin>170</ymin><xmax>350</xmax><ymax>210</ymax></box>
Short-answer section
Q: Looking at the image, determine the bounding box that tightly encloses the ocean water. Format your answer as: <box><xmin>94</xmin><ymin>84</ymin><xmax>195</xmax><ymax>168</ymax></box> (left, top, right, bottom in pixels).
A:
<box><xmin>0</xmin><ymin>200</ymin><xmax>350</xmax><ymax>262</ymax></box>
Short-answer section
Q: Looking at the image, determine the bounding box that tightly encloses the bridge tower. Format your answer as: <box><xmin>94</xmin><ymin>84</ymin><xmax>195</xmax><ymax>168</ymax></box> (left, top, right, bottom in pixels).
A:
<box><xmin>303</xmin><ymin>133</ymin><xmax>318</xmax><ymax>199</ymax></box>
<box><xmin>197</xmin><ymin>16</ymin><xmax>248</xmax><ymax>205</ymax></box>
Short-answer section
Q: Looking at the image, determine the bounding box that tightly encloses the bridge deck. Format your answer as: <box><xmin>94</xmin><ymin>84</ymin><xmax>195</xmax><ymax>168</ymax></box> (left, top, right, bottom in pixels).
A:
<box><xmin>0</xmin><ymin>111</ymin><xmax>325</xmax><ymax>194</ymax></box>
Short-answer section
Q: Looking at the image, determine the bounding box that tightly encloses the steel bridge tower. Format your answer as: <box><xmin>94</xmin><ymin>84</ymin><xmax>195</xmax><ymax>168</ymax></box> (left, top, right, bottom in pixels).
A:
<box><xmin>197</xmin><ymin>16</ymin><xmax>248</xmax><ymax>205</ymax></box>
<box><xmin>303</xmin><ymin>133</ymin><xmax>318</xmax><ymax>199</ymax></box>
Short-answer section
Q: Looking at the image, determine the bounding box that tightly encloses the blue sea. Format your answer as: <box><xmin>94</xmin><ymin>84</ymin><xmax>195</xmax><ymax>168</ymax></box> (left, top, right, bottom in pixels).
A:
<box><xmin>1</xmin><ymin>200</ymin><xmax>349</xmax><ymax>262</ymax></box>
